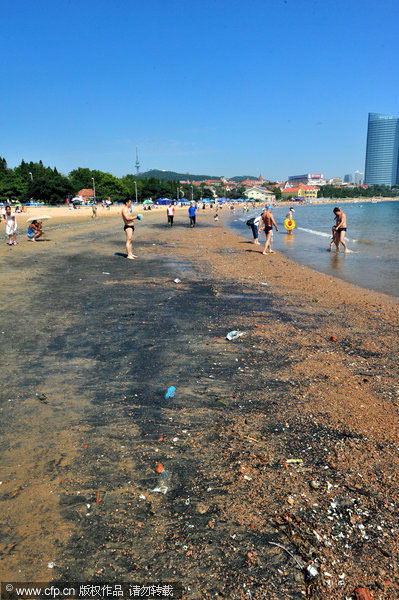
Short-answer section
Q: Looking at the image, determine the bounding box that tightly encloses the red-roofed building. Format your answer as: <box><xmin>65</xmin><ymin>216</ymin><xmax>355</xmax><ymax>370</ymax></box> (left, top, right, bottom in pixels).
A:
<box><xmin>77</xmin><ymin>189</ymin><xmax>95</xmax><ymax>199</ymax></box>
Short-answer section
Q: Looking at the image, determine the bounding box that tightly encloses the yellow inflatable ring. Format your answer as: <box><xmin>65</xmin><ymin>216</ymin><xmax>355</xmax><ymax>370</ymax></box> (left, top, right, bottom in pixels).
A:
<box><xmin>284</xmin><ymin>218</ymin><xmax>296</xmax><ymax>231</ymax></box>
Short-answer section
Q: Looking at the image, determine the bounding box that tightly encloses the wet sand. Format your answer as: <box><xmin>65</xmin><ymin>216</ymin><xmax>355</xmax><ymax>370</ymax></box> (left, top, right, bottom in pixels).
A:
<box><xmin>0</xmin><ymin>208</ymin><xmax>398</xmax><ymax>599</ymax></box>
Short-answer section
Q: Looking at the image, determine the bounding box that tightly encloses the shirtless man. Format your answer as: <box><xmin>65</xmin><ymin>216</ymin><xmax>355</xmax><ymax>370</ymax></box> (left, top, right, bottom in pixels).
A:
<box><xmin>122</xmin><ymin>199</ymin><xmax>139</xmax><ymax>259</ymax></box>
<box><xmin>258</xmin><ymin>205</ymin><xmax>278</xmax><ymax>254</ymax></box>
<box><xmin>329</xmin><ymin>206</ymin><xmax>347</xmax><ymax>253</ymax></box>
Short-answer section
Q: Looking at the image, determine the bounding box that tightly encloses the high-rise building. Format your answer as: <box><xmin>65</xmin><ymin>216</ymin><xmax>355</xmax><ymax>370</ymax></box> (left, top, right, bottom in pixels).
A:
<box><xmin>354</xmin><ymin>171</ymin><xmax>364</xmax><ymax>185</ymax></box>
<box><xmin>343</xmin><ymin>174</ymin><xmax>352</xmax><ymax>183</ymax></box>
<box><xmin>364</xmin><ymin>112</ymin><xmax>399</xmax><ymax>186</ymax></box>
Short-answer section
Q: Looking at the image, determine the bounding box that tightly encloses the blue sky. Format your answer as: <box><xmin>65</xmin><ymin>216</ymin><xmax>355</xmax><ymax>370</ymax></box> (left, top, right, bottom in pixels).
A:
<box><xmin>1</xmin><ymin>0</ymin><xmax>399</xmax><ymax>179</ymax></box>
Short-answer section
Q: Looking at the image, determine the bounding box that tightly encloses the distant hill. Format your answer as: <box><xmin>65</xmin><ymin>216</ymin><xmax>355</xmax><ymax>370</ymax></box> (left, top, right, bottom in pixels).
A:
<box><xmin>229</xmin><ymin>175</ymin><xmax>258</xmax><ymax>183</ymax></box>
<box><xmin>136</xmin><ymin>169</ymin><xmax>220</xmax><ymax>182</ymax></box>
<box><xmin>136</xmin><ymin>169</ymin><xmax>259</xmax><ymax>182</ymax></box>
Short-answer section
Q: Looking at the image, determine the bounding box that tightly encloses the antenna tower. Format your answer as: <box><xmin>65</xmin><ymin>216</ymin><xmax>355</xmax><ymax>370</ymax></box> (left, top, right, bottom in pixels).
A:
<box><xmin>135</xmin><ymin>146</ymin><xmax>140</xmax><ymax>174</ymax></box>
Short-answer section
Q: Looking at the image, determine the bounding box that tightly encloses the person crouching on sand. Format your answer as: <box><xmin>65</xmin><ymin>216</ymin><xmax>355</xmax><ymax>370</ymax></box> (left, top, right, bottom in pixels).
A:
<box><xmin>27</xmin><ymin>220</ymin><xmax>44</xmax><ymax>241</ymax></box>
<box><xmin>259</xmin><ymin>205</ymin><xmax>278</xmax><ymax>254</ymax></box>
<box><xmin>122</xmin><ymin>199</ymin><xmax>139</xmax><ymax>260</ymax></box>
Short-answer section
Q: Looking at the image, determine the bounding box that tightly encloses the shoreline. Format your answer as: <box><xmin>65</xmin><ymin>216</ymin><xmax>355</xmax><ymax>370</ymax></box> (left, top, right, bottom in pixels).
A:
<box><xmin>0</xmin><ymin>208</ymin><xmax>398</xmax><ymax>598</ymax></box>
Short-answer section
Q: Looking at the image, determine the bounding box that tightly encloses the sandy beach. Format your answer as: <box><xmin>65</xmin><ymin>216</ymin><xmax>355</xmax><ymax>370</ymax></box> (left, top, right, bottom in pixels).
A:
<box><xmin>0</xmin><ymin>207</ymin><xmax>398</xmax><ymax>599</ymax></box>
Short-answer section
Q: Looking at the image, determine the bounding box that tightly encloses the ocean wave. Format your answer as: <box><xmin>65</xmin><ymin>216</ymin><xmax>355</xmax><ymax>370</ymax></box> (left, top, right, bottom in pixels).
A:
<box><xmin>297</xmin><ymin>227</ymin><xmax>357</xmax><ymax>243</ymax></box>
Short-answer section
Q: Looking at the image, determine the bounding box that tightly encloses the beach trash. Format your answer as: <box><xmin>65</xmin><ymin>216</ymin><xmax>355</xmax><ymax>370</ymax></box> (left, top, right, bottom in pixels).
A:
<box><xmin>306</xmin><ymin>564</ymin><xmax>319</xmax><ymax>578</ymax></box>
<box><xmin>330</xmin><ymin>335</ymin><xmax>337</xmax><ymax>341</ymax></box>
<box><xmin>165</xmin><ymin>386</ymin><xmax>176</xmax><ymax>399</ymax></box>
<box><xmin>354</xmin><ymin>588</ymin><xmax>372</xmax><ymax>600</ymax></box>
<box><xmin>174</xmin><ymin>278</ymin><xmax>181</xmax><ymax>283</ymax></box>
<box><xmin>226</xmin><ymin>330</ymin><xmax>245</xmax><ymax>341</ymax></box>
<box><xmin>155</xmin><ymin>463</ymin><xmax>165</xmax><ymax>474</ymax></box>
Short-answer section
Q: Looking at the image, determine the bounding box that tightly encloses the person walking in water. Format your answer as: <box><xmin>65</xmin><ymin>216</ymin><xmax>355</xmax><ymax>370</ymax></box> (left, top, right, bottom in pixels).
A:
<box><xmin>329</xmin><ymin>206</ymin><xmax>348</xmax><ymax>253</ymax></box>
<box><xmin>167</xmin><ymin>202</ymin><xmax>175</xmax><ymax>226</ymax></box>
<box><xmin>285</xmin><ymin>207</ymin><xmax>295</xmax><ymax>235</ymax></box>
<box><xmin>122</xmin><ymin>199</ymin><xmax>139</xmax><ymax>259</ymax></box>
<box><xmin>259</xmin><ymin>205</ymin><xmax>278</xmax><ymax>254</ymax></box>
<box><xmin>5</xmin><ymin>205</ymin><xmax>17</xmax><ymax>245</ymax></box>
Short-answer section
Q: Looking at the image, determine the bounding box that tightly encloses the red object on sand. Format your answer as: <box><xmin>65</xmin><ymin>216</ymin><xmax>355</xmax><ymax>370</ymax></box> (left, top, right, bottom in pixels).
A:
<box><xmin>96</xmin><ymin>490</ymin><xmax>100</xmax><ymax>505</ymax></box>
<box><xmin>83</xmin><ymin>445</ymin><xmax>88</xmax><ymax>449</ymax></box>
<box><xmin>330</xmin><ymin>335</ymin><xmax>337</xmax><ymax>341</ymax></box>
<box><xmin>155</xmin><ymin>463</ymin><xmax>165</xmax><ymax>474</ymax></box>
<box><xmin>354</xmin><ymin>588</ymin><xmax>372</xmax><ymax>600</ymax></box>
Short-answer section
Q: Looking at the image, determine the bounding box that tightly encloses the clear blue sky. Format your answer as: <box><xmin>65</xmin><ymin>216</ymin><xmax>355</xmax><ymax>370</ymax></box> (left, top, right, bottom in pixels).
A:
<box><xmin>1</xmin><ymin>0</ymin><xmax>398</xmax><ymax>180</ymax></box>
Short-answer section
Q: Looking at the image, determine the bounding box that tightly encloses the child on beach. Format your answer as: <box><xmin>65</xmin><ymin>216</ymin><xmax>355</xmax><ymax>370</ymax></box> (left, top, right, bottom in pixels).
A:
<box><xmin>5</xmin><ymin>205</ymin><xmax>17</xmax><ymax>245</ymax></box>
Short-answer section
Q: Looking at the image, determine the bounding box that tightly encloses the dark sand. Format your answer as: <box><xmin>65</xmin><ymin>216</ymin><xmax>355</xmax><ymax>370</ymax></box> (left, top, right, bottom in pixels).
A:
<box><xmin>0</xmin><ymin>209</ymin><xmax>398</xmax><ymax>599</ymax></box>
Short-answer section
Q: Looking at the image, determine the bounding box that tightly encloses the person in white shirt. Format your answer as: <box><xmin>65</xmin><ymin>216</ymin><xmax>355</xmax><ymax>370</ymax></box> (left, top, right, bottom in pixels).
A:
<box><xmin>5</xmin><ymin>205</ymin><xmax>17</xmax><ymax>245</ymax></box>
<box><xmin>167</xmin><ymin>203</ymin><xmax>175</xmax><ymax>226</ymax></box>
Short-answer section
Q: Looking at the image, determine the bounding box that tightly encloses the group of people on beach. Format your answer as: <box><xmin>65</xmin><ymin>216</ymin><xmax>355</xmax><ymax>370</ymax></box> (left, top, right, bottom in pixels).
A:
<box><xmin>1</xmin><ymin>205</ymin><xmax>45</xmax><ymax>246</ymax></box>
<box><xmin>247</xmin><ymin>204</ymin><xmax>347</xmax><ymax>254</ymax></box>
<box><xmin>121</xmin><ymin>199</ymin><xmax>349</xmax><ymax>260</ymax></box>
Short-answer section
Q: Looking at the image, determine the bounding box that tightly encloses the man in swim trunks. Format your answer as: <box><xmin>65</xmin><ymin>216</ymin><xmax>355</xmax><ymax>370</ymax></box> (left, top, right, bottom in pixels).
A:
<box><xmin>122</xmin><ymin>199</ymin><xmax>139</xmax><ymax>260</ymax></box>
<box><xmin>329</xmin><ymin>207</ymin><xmax>347</xmax><ymax>253</ymax></box>
<box><xmin>259</xmin><ymin>205</ymin><xmax>278</xmax><ymax>254</ymax></box>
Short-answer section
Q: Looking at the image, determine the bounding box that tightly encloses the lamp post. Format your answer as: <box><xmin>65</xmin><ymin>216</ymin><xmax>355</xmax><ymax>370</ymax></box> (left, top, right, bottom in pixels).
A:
<box><xmin>28</xmin><ymin>172</ymin><xmax>33</xmax><ymax>181</ymax></box>
<box><xmin>191</xmin><ymin>185</ymin><xmax>194</xmax><ymax>202</ymax></box>
<box><xmin>92</xmin><ymin>177</ymin><xmax>96</xmax><ymax>201</ymax></box>
<box><xmin>134</xmin><ymin>181</ymin><xmax>138</xmax><ymax>204</ymax></box>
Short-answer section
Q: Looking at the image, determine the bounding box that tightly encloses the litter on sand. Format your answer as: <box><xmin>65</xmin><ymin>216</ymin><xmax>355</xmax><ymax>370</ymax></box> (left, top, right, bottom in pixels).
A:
<box><xmin>102</xmin><ymin>272</ymin><xmax>110</xmax><ymax>275</ymax></box>
<box><xmin>174</xmin><ymin>278</ymin><xmax>181</xmax><ymax>283</ymax></box>
<box><xmin>285</xmin><ymin>458</ymin><xmax>304</xmax><ymax>465</ymax></box>
<box><xmin>165</xmin><ymin>386</ymin><xmax>176</xmax><ymax>399</ymax></box>
<box><xmin>226</xmin><ymin>330</ymin><xmax>245</xmax><ymax>341</ymax></box>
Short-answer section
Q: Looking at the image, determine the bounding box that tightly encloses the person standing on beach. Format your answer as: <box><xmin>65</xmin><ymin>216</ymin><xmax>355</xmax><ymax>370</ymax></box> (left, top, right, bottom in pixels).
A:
<box><xmin>259</xmin><ymin>205</ymin><xmax>278</xmax><ymax>254</ymax></box>
<box><xmin>91</xmin><ymin>203</ymin><xmax>97</xmax><ymax>218</ymax></box>
<box><xmin>167</xmin><ymin>203</ymin><xmax>175</xmax><ymax>226</ymax></box>
<box><xmin>122</xmin><ymin>199</ymin><xmax>139</xmax><ymax>260</ymax></box>
<box><xmin>188</xmin><ymin>202</ymin><xmax>196</xmax><ymax>227</ymax></box>
<box><xmin>5</xmin><ymin>205</ymin><xmax>17</xmax><ymax>245</ymax></box>
<box><xmin>329</xmin><ymin>207</ymin><xmax>348</xmax><ymax>253</ymax></box>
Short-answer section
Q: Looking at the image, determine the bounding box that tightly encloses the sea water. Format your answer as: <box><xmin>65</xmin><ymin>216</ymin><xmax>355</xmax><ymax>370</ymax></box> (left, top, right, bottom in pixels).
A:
<box><xmin>228</xmin><ymin>200</ymin><xmax>399</xmax><ymax>297</ymax></box>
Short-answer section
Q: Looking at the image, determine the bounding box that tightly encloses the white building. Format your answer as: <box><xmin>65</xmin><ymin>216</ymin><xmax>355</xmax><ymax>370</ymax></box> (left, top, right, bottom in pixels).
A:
<box><xmin>288</xmin><ymin>173</ymin><xmax>325</xmax><ymax>186</ymax></box>
<box><xmin>245</xmin><ymin>187</ymin><xmax>275</xmax><ymax>202</ymax></box>
<box><xmin>354</xmin><ymin>170</ymin><xmax>364</xmax><ymax>185</ymax></box>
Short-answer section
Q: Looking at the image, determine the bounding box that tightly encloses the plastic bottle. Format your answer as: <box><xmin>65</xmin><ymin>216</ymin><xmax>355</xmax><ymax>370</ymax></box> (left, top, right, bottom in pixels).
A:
<box><xmin>165</xmin><ymin>386</ymin><xmax>176</xmax><ymax>399</ymax></box>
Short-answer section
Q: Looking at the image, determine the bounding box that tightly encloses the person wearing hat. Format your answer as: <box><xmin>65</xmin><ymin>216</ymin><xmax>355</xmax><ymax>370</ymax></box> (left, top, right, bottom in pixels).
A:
<box><xmin>246</xmin><ymin>209</ymin><xmax>265</xmax><ymax>244</ymax></box>
<box><xmin>285</xmin><ymin>207</ymin><xmax>295</xmax><ymax>235</ymax></box>
<box><xmin>286</xmin><ymin>207</ymin><xmax>295</xmax><ymax>220</ymax></box>
<box><xmin>258</xmin><ymin>205</ymin><xmax>278</xmax><ymax>254</ymax></box>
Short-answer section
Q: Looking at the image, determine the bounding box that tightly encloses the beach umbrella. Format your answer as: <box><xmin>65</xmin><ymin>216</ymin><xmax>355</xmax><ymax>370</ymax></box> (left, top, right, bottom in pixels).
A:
<box><xmin>27</xmin><ymin>215</ymin><xmax>52</xmax><ymax>222</ymax></box>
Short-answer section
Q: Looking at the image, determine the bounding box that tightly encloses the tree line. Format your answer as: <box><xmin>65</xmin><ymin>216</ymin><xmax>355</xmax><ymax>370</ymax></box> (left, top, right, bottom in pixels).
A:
<box><xmin>318</xmin><ymin>184</ymin><xmax>398</xmax><ymax>198</ymax></box>
<box><xmin>0</xmin><ymin>157</ymin><xmax>246</xmax><ymax>204</ymax></box>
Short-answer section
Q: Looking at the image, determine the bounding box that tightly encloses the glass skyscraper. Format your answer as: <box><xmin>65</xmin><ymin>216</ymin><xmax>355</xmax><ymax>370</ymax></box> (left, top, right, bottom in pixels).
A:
<box><xmin>364</xmin><ymin>112</ymin><xmax>399</xmax><ymax>186</ymax></box>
